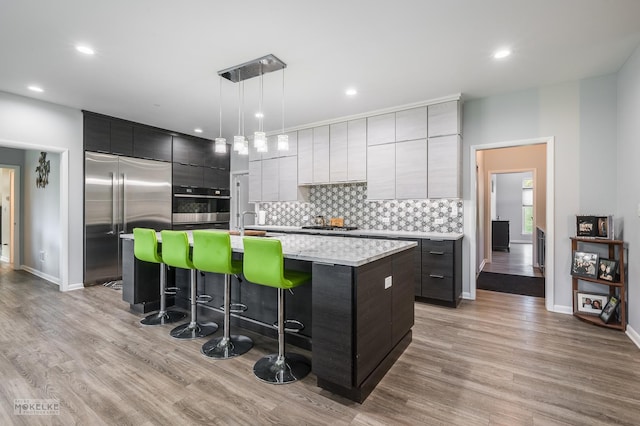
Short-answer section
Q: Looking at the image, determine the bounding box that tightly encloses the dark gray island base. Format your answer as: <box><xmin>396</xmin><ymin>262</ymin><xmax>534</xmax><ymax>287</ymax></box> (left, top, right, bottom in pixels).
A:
<box><xmin>121</xmin><ymin>233</ymin><xmax>416</xmax><ymax>403</ymax></box>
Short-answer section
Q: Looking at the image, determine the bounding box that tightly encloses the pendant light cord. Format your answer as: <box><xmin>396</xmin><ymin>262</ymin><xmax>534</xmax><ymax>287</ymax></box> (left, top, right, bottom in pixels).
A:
<box><xmin>281</xmin><ymin>67</ymin><xmax>285</xmax><ymax>134</ymax></box>
<box><xmin>219</xmin><ymin>76</ymin><xmax>223</xmax><ymax>138</ymax></box>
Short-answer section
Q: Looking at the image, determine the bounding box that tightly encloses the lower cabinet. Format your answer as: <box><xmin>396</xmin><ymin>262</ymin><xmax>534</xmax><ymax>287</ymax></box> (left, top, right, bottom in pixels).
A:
<box><xmin>418</xmin><ymin>238</ymin><xmax>462</xmax><ymax>307</ymax></box>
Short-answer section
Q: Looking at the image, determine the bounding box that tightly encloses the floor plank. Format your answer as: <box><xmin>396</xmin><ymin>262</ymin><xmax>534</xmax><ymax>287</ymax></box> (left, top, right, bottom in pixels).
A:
<box><xmin>1</xmin><ymin>263</ymin><xmax>639</xmax><ymax>425</ymax></box>
<box><xmin>483</xmin><ymin>243</ymin><xmax>544</xmax><ymax>278</ymax></box>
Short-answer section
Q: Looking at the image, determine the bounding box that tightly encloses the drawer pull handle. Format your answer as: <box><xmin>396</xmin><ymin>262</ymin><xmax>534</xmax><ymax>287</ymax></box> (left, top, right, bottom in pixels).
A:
<box><xmin>429</xmin><ymin>251</ymin><xmax>444</xmax><ymax>255</ymax></box>
<box><xmin>429</xmin><ymin>274</ymin><xmax>445</xmax><ymax>279</ymax></box>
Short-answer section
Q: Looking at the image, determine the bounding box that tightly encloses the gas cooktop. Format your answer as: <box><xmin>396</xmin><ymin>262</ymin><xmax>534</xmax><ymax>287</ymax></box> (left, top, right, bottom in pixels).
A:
<box><xmin>301</xmin><ymin>225</ymin><xmax>358</xmax><ymax>231</ymax></box>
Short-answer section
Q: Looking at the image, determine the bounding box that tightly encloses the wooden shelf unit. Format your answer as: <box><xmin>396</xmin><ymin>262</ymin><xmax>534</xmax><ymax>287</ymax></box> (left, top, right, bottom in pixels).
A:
<box><xmin>570</xmin><ymin>237</ymin><xmax>626</xmax><ymax>331</ymax></box>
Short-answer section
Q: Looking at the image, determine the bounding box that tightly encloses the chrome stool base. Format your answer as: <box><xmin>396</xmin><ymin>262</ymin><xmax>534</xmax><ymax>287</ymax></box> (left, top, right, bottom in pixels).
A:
<box><xmin>201</xmin><ymin>335</ymin><xmax>253</xmax><ymax>359</ymax></box>
<box><xmin>170</xmin><ymin>321</ymin><xmax>218</xmax><ymax>339</ymax></box>
<box><xmin>253</xmin><ymin>353</ymin><xmax>310</xmax><ymax>384</ymax></box>
<box><xmin>140</xmin><ymin>310</ymin><xmax>186</xmax><ymax>326</ymax></box>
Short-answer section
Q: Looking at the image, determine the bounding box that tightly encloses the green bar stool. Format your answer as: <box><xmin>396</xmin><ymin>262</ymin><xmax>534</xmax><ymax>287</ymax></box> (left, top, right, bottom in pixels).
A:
<box><xmin>192</xmin><ymin>230</ymin><xmax>253</xmax><ymax>359</ymax></box>
<box><xmin>161</xmin><ymin>230</ymin><xmax>218</xmax><ymax>339</ymax></box>
<box><xmin>133</xmin><ymin>228</ymin><xmax>186</xmax><ymax>326</ymax></box>
<box><xmin>242</xmin><ymin>237</ymin><xmax>311</xmax><ymax>384</ymax></box>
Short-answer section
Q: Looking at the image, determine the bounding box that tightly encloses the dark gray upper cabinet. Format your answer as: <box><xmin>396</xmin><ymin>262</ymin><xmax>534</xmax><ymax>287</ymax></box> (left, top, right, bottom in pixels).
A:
<box><xmin>203</xmin><ymin>167</ymin><xmax>229</xmax><ymax>189</ymax></box>
<box><xmin>205</xmin><ymin>147</ymin><xmax>230</xmax><ymax>170</ymax></box>
<box><xmin>173</xmin><ymin>135</ymin><xmax>207</xmax><ymax>166</ymax></box>
<box><xmin>133</xmin><ymin>127</ymin><xmax>172</xmax><ymax>162</ymax></box>
<box><xmin>110</xmin><ymin>121</ymin><xmax>133</xmax><ymax>156</ymax></box>
<box><xmin>173</xmin><ymin>163</ymin><xmax>203</xmax><ymax>187</ymax></box>
<box><xmin>83</xmin><ymin>114</ymin><xmax>111</xmax><ymax>152</ymax></box>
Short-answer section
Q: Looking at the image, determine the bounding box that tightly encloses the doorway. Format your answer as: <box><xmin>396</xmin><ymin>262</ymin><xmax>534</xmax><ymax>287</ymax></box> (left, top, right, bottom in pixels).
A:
<box><xmin>468</xmin><ymin>137</ymin><xmax>555</xmax><ymax>310</ymax></box>
<box><xmin>230</xmin><ymin>172</ymin><xmax>253</xmax><ymax>231</ymax></box>
<box><xmin>0</xmin><ymin>166</ymin><xmax>19</xmax><ymax>268</ymax></box>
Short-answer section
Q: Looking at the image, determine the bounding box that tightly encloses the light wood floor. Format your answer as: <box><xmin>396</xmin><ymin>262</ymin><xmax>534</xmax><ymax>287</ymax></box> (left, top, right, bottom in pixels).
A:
<box><xmin>1</xmin><ymin>264</ymin><xmax>639</xmax><ymax>425</ymax></box>
<box><xmin>483</xmin><ymin>243</ymin><xmax>544</xmax><ymax>278</ymax></box>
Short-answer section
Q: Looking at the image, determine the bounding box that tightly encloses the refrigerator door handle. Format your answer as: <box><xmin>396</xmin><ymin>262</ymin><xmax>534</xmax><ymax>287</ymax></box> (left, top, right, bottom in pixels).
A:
<box><xmin>120</xmin><ymin>173</ymin><xmax>127</xmax><ymax>234</ymax></box>
<box><xmin>108</xmin><ymin>172</ymin><xmax>116</xmax><ymax>234</ymax></box>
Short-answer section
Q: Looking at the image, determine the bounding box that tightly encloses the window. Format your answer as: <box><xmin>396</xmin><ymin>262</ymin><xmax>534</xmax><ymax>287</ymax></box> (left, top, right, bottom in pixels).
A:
<box><xmin>522</xmin><ymin>178</ymin><xmax>533</xmax><ymax>234</ymax></box>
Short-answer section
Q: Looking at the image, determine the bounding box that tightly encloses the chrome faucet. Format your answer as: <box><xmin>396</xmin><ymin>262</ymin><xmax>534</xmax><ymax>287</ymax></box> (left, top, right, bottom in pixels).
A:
<box><xmin>240</xmin><ymin>211</ymin><xmax>257</xmax><ymax>237</ymax></box>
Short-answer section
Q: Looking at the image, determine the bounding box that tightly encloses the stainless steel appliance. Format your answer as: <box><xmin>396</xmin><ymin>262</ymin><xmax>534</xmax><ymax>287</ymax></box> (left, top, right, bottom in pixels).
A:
<box><xmin>172</xmin><ymin>186</ymin><xmax>230</xmax><ymax>230</ymax></box>
<box><xmin>84</xmin><ymin>152</ymin><xmax>171</xmax><ymax>285</ymax></box>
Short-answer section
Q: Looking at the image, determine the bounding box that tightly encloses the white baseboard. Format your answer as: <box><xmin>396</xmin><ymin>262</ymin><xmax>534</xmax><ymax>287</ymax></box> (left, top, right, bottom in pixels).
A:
<box><xmin>626</xmin><ymin>325</ymin><xmax>640</xmax><ymax>349</ymax></box>
<box><xmin>511</xmin><ymin>240</ymin><xmax>533</xmax><ymax>244</ymax></box>
<box><xmin>478</xmin><ymin>259</ymin><xmax>486</xmax><ymax>272</ymax></box>
<box><xmin>552</xmin><ymin>304</ymin><xmax>573</xmax><ymax>315</ymax></box>
<box><xmin>0</xmin><ymin>256</ymin><xmax>8</xmax><ymax>263</ymax></box>
<box><xmin>65</xmin><ymin>282</ymin><xmax>85</xmax><ymax>292</ymax></box>
<box><xmin>21</xmin><ymin>265</ymin><xmax>61</xmax><ymax>286</ymax></box>
<box><xmin>462</xmin><ymin>292</ymin><xmax>473</xmax><ymax>300</ymax></box>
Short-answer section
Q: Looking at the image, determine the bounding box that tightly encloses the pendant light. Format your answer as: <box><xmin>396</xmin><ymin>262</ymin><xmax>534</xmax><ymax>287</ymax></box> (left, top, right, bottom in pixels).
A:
<box><xmin>254</xmin><ymin>61</ymin><xmax>267</xmax><ymax>152</ymax></box>
<box><xmin>277</xmin><ymin>68</ymin><xmax>289</xmax><ymax>151</ymax></box>
<box><xmin>214</xmin><ymin>76</ymin><xmax>227</xmax><ymax>154</ymax></box>
<box><xmin>233</xmin><ymin>71</ymin><xmax>246</xmax><ymax>152</ymax></box>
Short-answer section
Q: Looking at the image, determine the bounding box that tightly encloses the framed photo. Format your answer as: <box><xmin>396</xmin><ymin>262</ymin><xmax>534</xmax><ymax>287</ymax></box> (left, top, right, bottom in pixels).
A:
<box><xmin>597</xmin><ymin>258</ymin><xmax>618</xmax><ymax>282</ymax></box>
<box><xmin>571</xmin><ymin>251</ymin><xmax>599</xmax><ymax>279</ymax></box>
<box><xmin>595</xmin><ymin>215</ymin><xmax>614</xmax><ymax>239</ymax></box>
<box><xmin>600</xmin><ymin>295</ymin><xmax>620</xmax><ymax>323</ymax></box>
<box><xmin>576</xmin><ymin>292</ymin><xmax>608</xmax><ymax>315</ymax></box>
<box><xmin>576</xmin><ymin>216</ymin><xmax>597</xmax><ymax>237</ymax></box>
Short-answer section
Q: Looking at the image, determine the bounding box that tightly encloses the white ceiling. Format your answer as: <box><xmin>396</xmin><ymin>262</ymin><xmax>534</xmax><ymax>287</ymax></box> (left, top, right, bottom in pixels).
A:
<box><xmin>2</xmin><ymin>0</ymin><xmax>640</xmax><ymax>139</ymax></box>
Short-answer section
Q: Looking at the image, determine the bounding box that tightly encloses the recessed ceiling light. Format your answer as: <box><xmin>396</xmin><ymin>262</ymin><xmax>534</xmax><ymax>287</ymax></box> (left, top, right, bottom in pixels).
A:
<box><xmin>194</xmin><ymin>128</ymin><xmax>203</xmax><ymax>133</ymax></box>
<box><xmin>493</xmin><ymin>49</ymin><xmax>511</xmax><ymax>59</ymax></box>
<box><xmin>255</xmin><ymin>112</ymin><xmax>264</xmax><ymax>118</ymax></box>
<box><xmin>76</xmin><ymin>45</ymin><xmax>95</xmax><ymax>55</ymax></box>
<box><xmin>346</xmin><ymin>88</ymin><xmax>357</xmax><ymax>96</ymax></box>
<box><xmin>28</xmin><ymin>85</ymin><xmax>44</xmax><ymax>93</ymax></box>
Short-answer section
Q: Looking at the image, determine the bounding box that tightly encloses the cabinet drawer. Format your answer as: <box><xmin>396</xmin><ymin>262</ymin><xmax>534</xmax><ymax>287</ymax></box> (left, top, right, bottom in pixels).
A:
<box><xmin>422</xmin><ymin>239</ymin><xmax>454</xmax><ymax>255</ymax></box>
<box><xmin>421</xmin><ymin>275</ymin><xmax>454</xmax><ymax>301</ymax></box>
<box><xmin>422</xmin><ymin>254</ymin><xmax>454</xmax><ymax>277</ymax></box>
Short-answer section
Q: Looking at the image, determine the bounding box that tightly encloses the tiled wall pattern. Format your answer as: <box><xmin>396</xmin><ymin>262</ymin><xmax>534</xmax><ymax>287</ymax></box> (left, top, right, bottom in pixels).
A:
<box><xmin>258</xmin><ymin>183</ymin><xmax>463</xmax><ymax>233</ymax></box>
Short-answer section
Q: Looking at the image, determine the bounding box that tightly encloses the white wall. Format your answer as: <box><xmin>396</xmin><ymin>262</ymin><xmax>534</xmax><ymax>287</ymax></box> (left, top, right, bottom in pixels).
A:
<box><xmin>617</xmin><ymin>44</ymin><xmax>640</xmax><ymax>335</ymax></box>
<box><xmin>0</xmin><ymin>91</ymin><xmax>83</xmax><ymax>287</ymax></box>
<box><xmin>464</xmin><ymin>75</ymin><xmax>618</xmax><ymax>311</ymax></box>
<box><xmin>23</xmin><ymin>151</ymin><xmax>60</xmax><ymax>280</ymax></box>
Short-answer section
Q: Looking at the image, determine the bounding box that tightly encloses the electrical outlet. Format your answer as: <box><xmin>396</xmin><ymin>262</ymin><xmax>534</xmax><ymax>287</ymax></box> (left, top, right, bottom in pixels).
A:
<box><xmin>39</xmin><ymin>250</ymin><xmax>46</xmax><ymax>262</ymax></box>
<box><xmin>384</xmin><ymin>276</ymin><xmax>392</xmax><ymax>289</ymax></box>
<box><xmin>381</xmin><ymin>217</ymin><xmax>390</xmax><ymax>225</ymax></box>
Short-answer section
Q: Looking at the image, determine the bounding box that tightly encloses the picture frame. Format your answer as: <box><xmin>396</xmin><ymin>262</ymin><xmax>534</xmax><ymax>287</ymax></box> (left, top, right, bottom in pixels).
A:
<box><xmin>595</xmin><ymin>215</ymin><xmax>614</xmax><ymax>239</ymax></box>
<box><xmin>597</xmin><ymin>258</ymin><xmax>619</xmax><ymax>282</ymax></box>
<box><xmin>576</xmin><ymin>291</ymin><xmax>609</xmax><ymax>315</ymax></box>
<box><xmin>571</xmin><ymin>251</ymin><xmax>599</xmax><ymax>279</ymax></box>
<box><xmin>576</xmin><ymin>216</ymin><xmax>597</xmax><ymax>237</ymax></box>
<box><xmin>599</xmin><ymin>295</ymin><xmax>620</xmax><ymax>324</ymax></box>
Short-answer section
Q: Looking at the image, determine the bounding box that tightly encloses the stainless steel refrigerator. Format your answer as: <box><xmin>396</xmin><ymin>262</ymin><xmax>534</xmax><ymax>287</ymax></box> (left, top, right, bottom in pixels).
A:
<box><xmin>84</xmin><ymin>152</ymin><xmax>171</xmax><ymax>285</ymax></box>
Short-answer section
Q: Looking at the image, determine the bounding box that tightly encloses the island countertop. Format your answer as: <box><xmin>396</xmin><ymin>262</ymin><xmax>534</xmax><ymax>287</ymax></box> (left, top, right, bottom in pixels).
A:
<box><xmin>121</xmin><ymin>232</ymin><xmax>416</xmax><ymax>267</ymax></box>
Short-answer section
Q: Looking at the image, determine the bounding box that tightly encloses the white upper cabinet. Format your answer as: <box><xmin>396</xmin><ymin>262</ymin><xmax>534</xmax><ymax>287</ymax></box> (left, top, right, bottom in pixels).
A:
<box><xmin>282</xmin><ymin>131</ymin><xmax>298</xmax><ymax>157</ymax></box>
<box><xmin>347</xmin><ymin>118</ymin><xmax>367</xmax><ymax>182</ymax></box>
<box><xmin>313</xmin><ymin>125</ymin><xmax>330</xmax><ymax>184</ymax></box>
<box><xmin>261</xmin><ymin>158</ymin><xmax>279</xmax><ymax>201</ymax></box>
<box><xmin>248</xmin><ymin>160</ymin><xmax>262</xmax><ymax>202</ymax></box>
<box><xmin>367</xmin><ymin>143</ymin><xmax>396</xmax><ymax>200</ymax></box>
<box><xmin>330</xmin><ymin>122</ymin><xmax>348</xmax><ymax>182</ymax></box>
<box><xmin>297</xmin><ymin>128</ymin><xmax>313</xmax><ymax>185</ymax></box>
<box><xmin>428</xmin><ymin>135</ymin><xmax>461</xmax><ymax>198</ymax></box>
<box><xmin>395</xmin><ymin>139</ymin><xmax>428</xmax><ymax>199</ymax></box>
<box><xmin>261</xmin><ymin>135</ymin><xmax>279</xmax><ymax>160</ymax></box>
<box><xmin>395</xmin><ymin>107</ymin><xmax>427</xmax><ymax>142</ymax></box>
<box><xmin>428</xmin><ymin>101</ymin><xmax>460</xmax><ymax>137</ymax></box>
<box><xmin>367</xmin><ymin>113</ymin><xmax>395</xmax><ymax>146</ymax></box>
<box><xmin>278</xmin><ymin>155</ymin><xmax>299</xmax><ymax>201</ymax></box>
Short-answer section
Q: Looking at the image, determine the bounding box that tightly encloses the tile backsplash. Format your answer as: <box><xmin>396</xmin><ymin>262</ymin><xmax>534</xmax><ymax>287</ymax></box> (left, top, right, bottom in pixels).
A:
<box><xmin>258</xmin><ymin>183</ymin><xmax>463</xmax><ymax>233</ymax></box>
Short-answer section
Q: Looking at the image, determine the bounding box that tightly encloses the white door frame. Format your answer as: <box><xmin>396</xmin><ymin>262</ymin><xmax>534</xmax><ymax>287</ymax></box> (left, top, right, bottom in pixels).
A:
<box><xmin>0</xmin><ymin>138</ymin><xmax>70</xmax><ymax>292</ymax></box>
<box><xmin>230</xmin><ymin>170</ymin><xmax>250</xmax><ymax>231</ymax></box>
<box><xmin>468</xmin><ymin>136</ymin><xmax>555</xmax><ymax>312</ymax></box>
<box><xmin>0</xmin><ymin>165</ymin><xmax>19</xmax><ymax>268</ymax></box>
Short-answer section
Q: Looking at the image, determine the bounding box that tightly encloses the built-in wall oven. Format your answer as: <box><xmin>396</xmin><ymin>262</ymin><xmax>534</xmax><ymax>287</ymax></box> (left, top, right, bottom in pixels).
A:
<box><xmin>172</xmin><ymin>186</ymin><xmax>230</xmax><ymax>230</ymax></box>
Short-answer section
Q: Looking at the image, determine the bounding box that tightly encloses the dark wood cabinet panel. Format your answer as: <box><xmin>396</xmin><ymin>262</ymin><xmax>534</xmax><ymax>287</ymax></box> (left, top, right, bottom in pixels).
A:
<box><xmin>205</xmin><ymin>148</ymin><xmax>230</xmax><ymax>170</ymax></box>
<box><xmin>110</xmin><ymin>121</ymin><xmax>133</xmax><ymax>156</ymax></box>
<box><xmin>492</xmin><ymin>220</ymin><xmax>510</xmax><ymax>251</ymax></box>
<box><xmin>83</xmin><ymin>114</ymin><xmax>111</xmax><ymax>152</ymax></box>
<box><xmin>172</xmin><ymin>135</ymin><xmax>206</xmax><ymax>166</ymax></box>
<box><xmin>392</xmin><ymin>249</ymin><xmax>415</xmax><ymax>346</ymax></box>
<box><xmin>203</xmin><ymin>167</ymin><xmax>229</xmax><ymax>189</ymax></box>
<box><xmin>172</xmin><ymin>163</ymin><xmax>203</xmax><ymax>187</ymax></box>
<box><xmin>133</xmin><ymin>127</ymin><xmax>172</xmax><ymax>161</ymax></box>
<box><xmin>355</xmin><ymin>260</ymin><xmax>392</xmax><ymax>386</ymax></box>
<box><xmin>419</xmin><ymin>238</ymin><xmax>462</xmax><ymax>306</ymax></box>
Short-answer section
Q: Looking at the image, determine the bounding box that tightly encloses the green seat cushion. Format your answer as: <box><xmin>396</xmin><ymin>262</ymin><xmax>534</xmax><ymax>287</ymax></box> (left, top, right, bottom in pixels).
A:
<box><xmin>133</xmin><ymin>228</ymin><xmax>162</xmax><ymax>264</ymax></box>
<box><xmin>192</xmin><ymin>230</ymin><xmax>242</xmax><ymax>275</ymax></box>
<box><xmin>242</xmin><ymin>237</ymin><xmax>311</xmax><ymax>289</ymax></box>
<box><xmin>160</xmin><ymin>230</ymin><xmax>194</xmax><ymax>270</ymax></box>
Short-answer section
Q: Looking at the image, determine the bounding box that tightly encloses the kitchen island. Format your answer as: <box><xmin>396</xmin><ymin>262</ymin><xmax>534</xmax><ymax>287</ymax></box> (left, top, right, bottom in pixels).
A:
<box><xmin>121</xmin><ymin>232</ymin><xmax>416</xmax><ymax>403</ymax></box>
